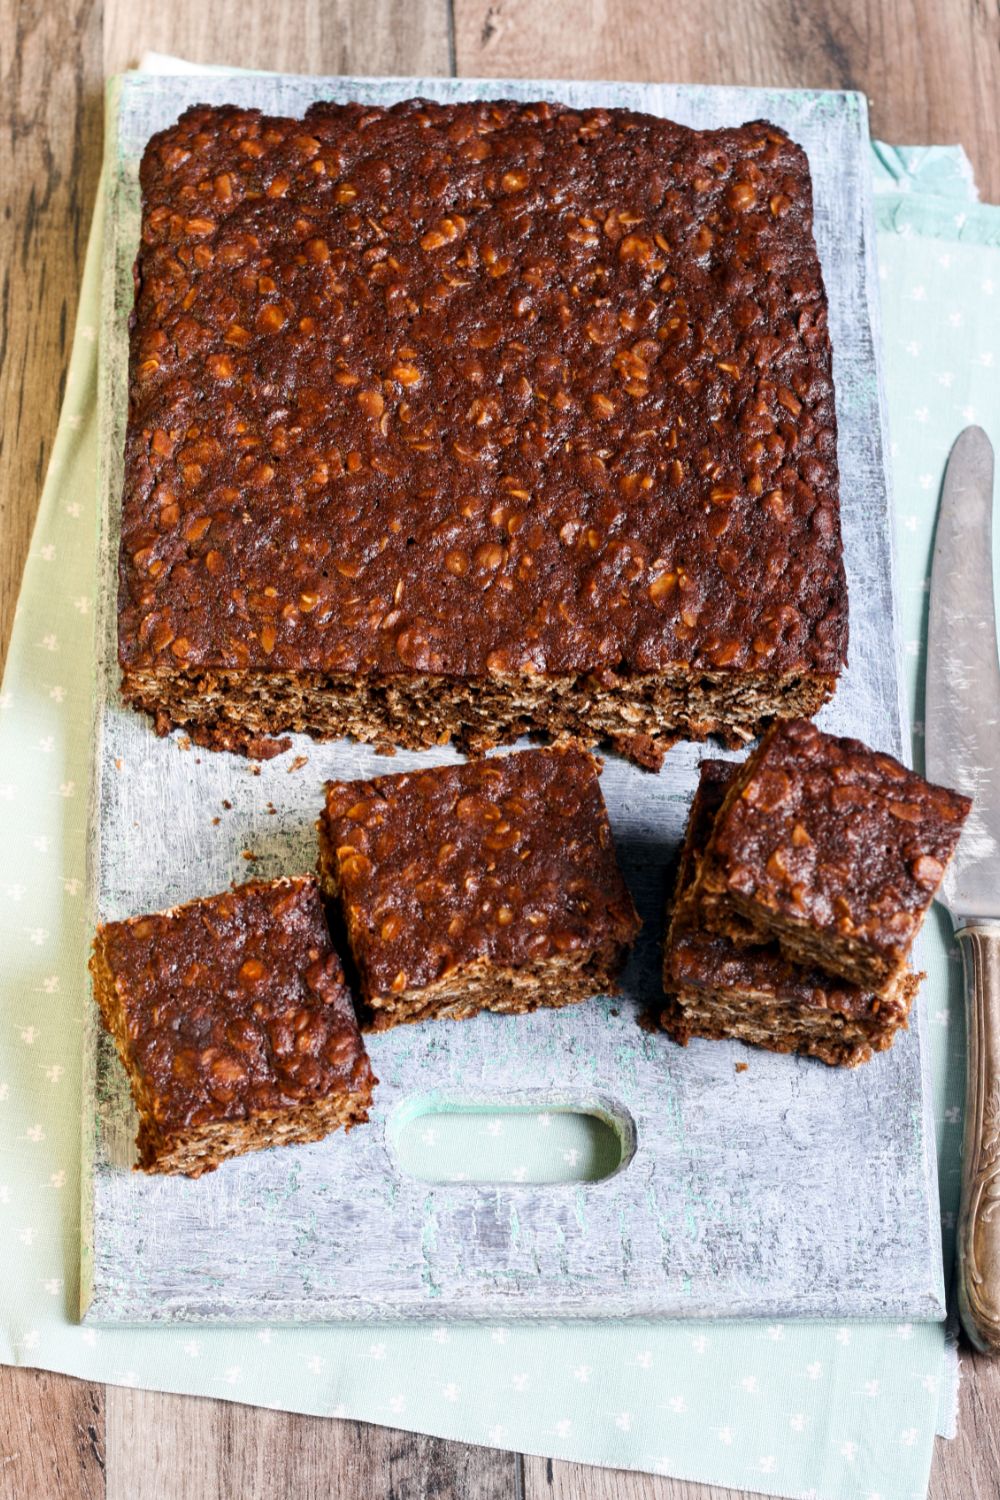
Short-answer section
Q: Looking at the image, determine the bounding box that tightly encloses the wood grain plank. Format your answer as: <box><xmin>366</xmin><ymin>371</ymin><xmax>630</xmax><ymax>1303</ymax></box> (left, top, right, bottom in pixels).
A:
<box><xmin>0</xmin><ymin>1369</ymin><xmax>104</xmax><ymax>1500</ymax></box>
<box><xmin>105</xmin><ymin>1387</ymin><xmax>518</xmax><ymax>1500</ymax></box>
<box><xmin>0</xmin><ymin>0</ymin><xmax>103</xmax><ymax>672</ymax></box>
<box><xmin>102</xmin><ymin>0</ymin><xmax>451</xmax><ymax>79</ymax></box>
<box><xmin>524</xmin><ymin>1457</ymin><xmax>774</xmax><ymax>1500</ymax></box>
<box><xmin>930</xmin><ymin>1347</ymin><xmax>1000</xmax><ymax>1500</ymax></box>
<box><xmin>454</xmin><ymin>0</ymin><xmax>1000</xmax><ymax>201</ymax></box>
<box><xmin>0</xmin><ymin>0</ymin><xmax>106</xmax><ymax>1484</ymax></box>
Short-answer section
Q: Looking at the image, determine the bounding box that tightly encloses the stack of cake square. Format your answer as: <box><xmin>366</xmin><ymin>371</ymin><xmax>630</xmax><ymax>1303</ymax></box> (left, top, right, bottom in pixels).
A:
<box><xmin>662</xmin><ymin>719</ymin><xmax>971</xmax><ymax>1067</ymax></box>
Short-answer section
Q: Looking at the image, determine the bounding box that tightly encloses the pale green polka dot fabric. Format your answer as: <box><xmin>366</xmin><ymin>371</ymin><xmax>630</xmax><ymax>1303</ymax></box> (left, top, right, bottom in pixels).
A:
<box><xmin>0</xmin><ymin>99</ymin><xmax>997</xmax><ymax>1499</ymax></box>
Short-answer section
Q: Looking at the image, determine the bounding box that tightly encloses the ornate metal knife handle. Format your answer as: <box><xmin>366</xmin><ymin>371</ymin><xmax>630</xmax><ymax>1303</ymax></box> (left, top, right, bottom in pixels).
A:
<box><xmin>956</xmin><ymin>923</ymin><xmax>1000</xmax><ymax>1355</ymax></box>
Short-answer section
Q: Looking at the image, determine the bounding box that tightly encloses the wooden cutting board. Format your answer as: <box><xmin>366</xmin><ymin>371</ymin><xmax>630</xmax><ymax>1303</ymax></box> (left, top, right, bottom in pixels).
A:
<box><xmin>80</xmin><ymin>71</ymin><xmax>944</xmax><ymax>1325</ymax></box>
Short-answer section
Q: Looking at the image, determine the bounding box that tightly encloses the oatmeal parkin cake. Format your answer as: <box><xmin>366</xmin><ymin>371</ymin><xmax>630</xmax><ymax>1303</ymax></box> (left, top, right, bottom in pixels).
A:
<box><xmin>119</xmin><ymin>97</ymin><xmax>847</xmax><ymax>768</ymax></box>
<box><xmin>688</xmin><ymin>720</ymin><xmax>971</xmax><ymax>992</ymax></box>
<box><xmin>318</xmin><ymin>746</ymin><xmax>641</xmax><ymax>1029</ymax></box>
<box><xmin>662</xmin><ymin>759</ymin><xmax>918</xmax><ymax>1067</ymax></box>
<box><xmin>89</xmin><ymin>876</ymin><xmax>376</xmax><ymax>1176</ymax></box>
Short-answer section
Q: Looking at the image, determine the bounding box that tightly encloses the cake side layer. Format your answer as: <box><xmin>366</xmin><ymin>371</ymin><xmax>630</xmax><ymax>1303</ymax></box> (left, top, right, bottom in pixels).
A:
<box><xmin>119</xmin><ymin>98</ymin><xmax>847</xmax><ymax>757</ymax></box>
<box><xmin>660</xmin><ymin>972</ymin><xmax>919</xmax><ymax>1069</ymax></box>
<box><xmin>122</xmin><ymin>662</ymin><xmax>835</xmax><ymax>766</ymax></box>
<box><xmin>131</xmin><ymin>1092</ymin><xmax>373</xmax><ymax>1177</ymax></box>
<box><xmin>340</xmin><ymin>948</ymin><xmax>629</xmax><ymax>1031</ymax></box>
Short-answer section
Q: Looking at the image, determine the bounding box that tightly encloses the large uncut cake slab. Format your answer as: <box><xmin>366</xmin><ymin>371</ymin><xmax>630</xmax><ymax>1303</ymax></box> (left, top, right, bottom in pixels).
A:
<box><xmin>81</xmin><ymin>70</ymin><xmax>944</xmax><ymax>1324</ymax></box>
<box><xmin>116</xmin><ymin>95</ymin><xmax>847</xmax><ymax>769</ymax></box>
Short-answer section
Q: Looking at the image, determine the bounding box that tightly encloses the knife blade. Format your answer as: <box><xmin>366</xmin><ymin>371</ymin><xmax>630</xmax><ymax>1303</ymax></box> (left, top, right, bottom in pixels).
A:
<box><xmin>925</xmin><ymin>423</ymin><xmax>1000</xmax><ymax>1357</ymax></box>
<box><xmin>926</xmin><ymin>425</ymin><xmax>1000</xmax><ymax>922</ymax></box>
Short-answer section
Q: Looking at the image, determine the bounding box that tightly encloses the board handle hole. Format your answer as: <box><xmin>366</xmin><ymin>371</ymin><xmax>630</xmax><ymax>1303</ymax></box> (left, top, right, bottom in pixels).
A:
<box><xmin>388</xmin><ymin>1091</ymin><xmax>636</xmax><ymax>1185</ymax></box>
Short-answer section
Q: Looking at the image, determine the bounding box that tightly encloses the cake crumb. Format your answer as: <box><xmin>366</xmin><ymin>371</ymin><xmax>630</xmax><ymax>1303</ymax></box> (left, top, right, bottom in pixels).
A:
<box><xmin>242</xmin><ymin>850</ymin><xmax>258</xmax><ymax>862</ymax></box>
<box><xmin>184</xmin><ymin>724</ymin><xmax>291</xmax><ymax>759</ymax></box>
<box><xmin>609</xmin><ymin>731</ymin><xmax>670</xmax><ymax>772</ymax></box>
<box><xmin>245</xmin><ymin>735</ymin><xmax>292</xmax><ymax>761</ymax></box>
<box><xmin>211</xmin><ymin>816</ymin><xmax>221</xmax><ymax>826</ymax></box>
<box><xmin>735</xmin><ymin>1062</ymin><xmax>748</xmax><ymax>1073</ymax></box>
<box><xmin>222</xmin><ymin>800</ymin><xmax>232</xmax><ymax>810</ymax></box>
<box><xmin>287</xmin><ymin>755</ymin><xmax>309</xmax><ymax>774</ymax></box>
<box><xmin>177</xmin><ymin>734</ymin><xmax>191</xmax><ymax>752</ymax></box>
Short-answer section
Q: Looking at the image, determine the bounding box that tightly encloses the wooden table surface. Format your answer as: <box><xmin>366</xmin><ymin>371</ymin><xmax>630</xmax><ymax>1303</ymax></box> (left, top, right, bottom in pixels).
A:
<box><xmin>2</xmin><ymin>1</ymin><xmax>999</xmax><ymax>1495</ymax></box>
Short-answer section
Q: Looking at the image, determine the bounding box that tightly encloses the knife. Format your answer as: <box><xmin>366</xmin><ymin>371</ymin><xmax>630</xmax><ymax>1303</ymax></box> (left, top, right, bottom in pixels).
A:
<box><xmin>926</xmin><ymin>424</ymin><xmax>1000</xmax><ymax>1356</ymax></box>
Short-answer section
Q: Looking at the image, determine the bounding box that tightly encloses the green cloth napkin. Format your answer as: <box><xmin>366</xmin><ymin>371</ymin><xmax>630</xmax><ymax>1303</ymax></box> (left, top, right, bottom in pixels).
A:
<box><xmin>1</xmin><ymin>96</ymin><xmax>997</xmax><ymax>1497</ymax></box>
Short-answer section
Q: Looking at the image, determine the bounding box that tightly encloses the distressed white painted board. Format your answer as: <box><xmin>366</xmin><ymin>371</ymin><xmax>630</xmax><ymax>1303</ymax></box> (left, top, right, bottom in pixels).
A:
<box><xmin>80</xmin><ymin>73</ymin><xmax>944</xmax><ymax>1324</ymax></box>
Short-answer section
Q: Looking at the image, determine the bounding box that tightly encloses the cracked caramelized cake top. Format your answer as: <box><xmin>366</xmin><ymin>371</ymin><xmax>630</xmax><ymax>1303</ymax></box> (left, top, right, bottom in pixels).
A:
<box><xmin>320</xmin><ymin>746</ymin><xmax>640</xmax><ymax>1004</ymax></box>
<box><xmin>693</xmin><ymin>719</ymin><xmax>970</xmax><ymax>979</ymax></box>
<box><xmin>119</xmin><ymin>98</ymin><xmax>847</xmax><ymax>686</ymax></box>
<box><xmin>91</xmin><ymin>877</ymin><xmax>374</xmax><ymax>1152</ymax></box>
<box><xmin>667</xmin><ymin>757</ymin><xmax>911</xmax><ymax>1020</ymax></box>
